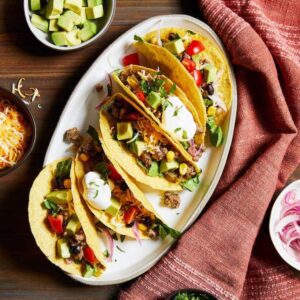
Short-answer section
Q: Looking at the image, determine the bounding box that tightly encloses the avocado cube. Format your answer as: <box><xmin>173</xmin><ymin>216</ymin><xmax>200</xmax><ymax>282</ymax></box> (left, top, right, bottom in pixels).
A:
<box><xmin>78</xmin><ymin>20</ymin><xmax>97</xmax><ymax>41</ymax></box>
<box><xmin>51</xmin><ymin>31</ymin><xmax>67</xmax><ymax>46</ymax></box>
<box><xmin>85</xmin><ymin>5</ymin><xmax>104</xmax><ymax>19</ymax></box>
<box><xmin>87</xmin><ymin>0</ymin><xmax>103</xmax><ymax>7</ymax></box>
<box><xmin>45</xmin><ymin>0</ymin><xmax>64</xmax><ymax>19</ymax></box>
<box><xmin>147</xmin><ymin>161</ymin><xmax>159</xmax><ymax>177</ymax></box>
<box><xmin>46</xmin><ymin>189</ymin><xmax>72</xmax><ymax>204</ymax></box>
<box><xmin>160</xmin><ymin>159</ymin><xmax>179</xmax><ymax>173</ymax></box>
<box><xmin>79</xmin><ymin>7</ymin><xmax>87</xmax><ymax>24</ymax></box>
<box><xmin>66</xmin><ymin>29</ymin><xmax>82</xmax><ymax>46</ymax></box>
<box><xmin>66</xmin><ymin>215</ymin><xmax>82</xmax><ymax>234</ymax></box>
<box><xmin>64</xmin><ymin>0</ymin><xmax>82</xmax><ymax>14</ymax></box>
<box><xmin>164</xmin><ymin>39</ymin><xmax>185</xmax><ymax>55</ymax></box>
<box><xmin>31</xmin><ymin>0</ymin><xmax>41</xmax><ymax>11</ymax></box>
<box><xmin>63</xmin><ymin>10</ymin><xmax>82</xmax><ymax>25</ymax></box>
<box><xmin>57</xmin><ymin>14</ymin><xmax>74</xmax><ymax>32</ymax></box>
<box><xmin>130</xmin><ymin>141</ymin><xmax>146</xmax><ymax>157</ymax></box>
<box><xmin>147</xmin><ymin>91</ymin><xmax>162</xmax><ymax>109</ymax></box>
<box><xmin>83</xmin><ymin>264</ymin><xmax>94</xmax><ymax>278</ymax></box>
<box><xmin>57</xmin><ymin>238</ymin><xmax>71</xmax><ymax>258</ymax></box>
<box><xmin>105</xmin><ymin>198</ymin><xmax>121</xmax><ymax>217</ymax></box>
<box><xmin>49</xmin><ymin>19</ymin><xmax>59</xmax><ymax>31</ymax></box>
<box><xmin>31</xmin><ymin>14</ymin><xmax>49</xmax><ymax>32</ymax></box>
<box><xmin>117</xmin><ymin>122</ymin><xmax>133</xmax><ymax>140</ymax></box>
<box><xmin>203</xmin><ymin>64</ymin><xmax>217</xmax><ymax>84</ymax></box>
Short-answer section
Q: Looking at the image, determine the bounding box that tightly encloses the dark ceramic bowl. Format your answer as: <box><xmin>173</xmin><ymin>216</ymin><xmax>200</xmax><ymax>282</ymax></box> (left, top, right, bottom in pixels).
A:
<box><xmin>0</xmin><ymin>87</ymin><xmax>36</xmax><ymax>177</ymax></box>
<box><xmin>166</xmin><ymin>289</ymin><xmax>218</xmax><ymax>300</ymax></box>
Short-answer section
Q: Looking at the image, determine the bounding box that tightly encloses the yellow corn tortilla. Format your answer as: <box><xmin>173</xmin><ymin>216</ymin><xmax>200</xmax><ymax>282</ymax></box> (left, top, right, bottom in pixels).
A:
<box><xmin>74</xmin><ymin>139</ymin><xmax>163</xmax><ymax>239</ymax></box>
<box><xmin>135</xmin><ymin>27</ymin><xmax>232</xmax><ymax>125</ymax></box>
<box><xmin>112</xmin><ymin>65</ymin><xmax>205</xmax><ymax>151</ymax></box>
<box><xmin>99</xmin><ymin>93</ymin><xmax>200</xmax><ymax>192</ymax></box>
<box><xmin>28</xmin><ymin>158</ymin><xmax>105</xmax><ymax>277</ymax></box>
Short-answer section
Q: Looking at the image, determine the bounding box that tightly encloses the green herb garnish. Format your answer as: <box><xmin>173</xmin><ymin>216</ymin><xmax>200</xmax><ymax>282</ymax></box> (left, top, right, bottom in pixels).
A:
<box><xmin>169</xmin><ymin>83</ymin><xmax>176</xmax><ymax>94</ymax></box>
<box><xmin>174</xmin><ymin>127</ymin><xmax>182</xmax><ymax>132</ymax></box>
<box><xmin>187</xmin><ymin>30</ymin><xmax>196</xmax><ymax>35</ymax></box>
<box><xmin>120</xmin><ymin>234</ymin><xmax>126</xmax><ymax>242</ymax></box>
<box><xmin>103</xmin><ymin>249</ymin><xmax>109</xmax><ymax>258</ymax></box>
<box><xmin>206</xmin><ymin>117</ymin><xmax>223</xmax><ymax>147</ymax></box>
<box><xmin>94</xmin><ymin>161</ymin><xmax>109</xmax><ymax>180</ymax></box>
<box><xmin>158</xmin><ymin>223</ymin><xmax>181</xmax><ymax>240</ymax></box>
<box><xmin>182</xmin><ymin>130</ymin><xmax>188</xmax><ymax>140</ymax></box>
<box><xmin>55</xmin><ymin>158</ymin><xmax>72</xmax><ymax>187</ymax></box>
<box><xmin>181</xmin><ymin>173</ymin><xmax>201</xmax><ymax>192</ymax></box>
<box><xmin>204</xmin><ymin>98</ymin><xmax>213</xmax><ymax>107</ymax></box>
<box><xmin>43</xmin><ymin>199</ymin><xmax>58</xmax><ymax>213</ymax></box>
<box><xmin>134</xmin><ymin>34</ymin><xmax>143</xmax><ymax>42</ymax></box>
<box><xmin>173</xmin><ymin>106</ymin><xmax>182</xmax><ymax>117</ymax></box>
<box><xmin>87</xmin><ymin>125</ymin><xmax>101</xmax><ymax>146</ymax></box>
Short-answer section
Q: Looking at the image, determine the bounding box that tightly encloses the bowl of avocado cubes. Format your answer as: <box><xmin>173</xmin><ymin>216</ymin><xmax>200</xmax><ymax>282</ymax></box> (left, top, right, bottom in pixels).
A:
<box><xmin>24</xmin><ymin>0</ymin><xmax>116</xmax><ymax>50</ymax></box>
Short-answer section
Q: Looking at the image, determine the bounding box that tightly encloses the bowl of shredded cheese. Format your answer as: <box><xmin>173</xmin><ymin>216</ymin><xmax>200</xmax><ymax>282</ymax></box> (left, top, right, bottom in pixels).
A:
<box><xmin>0</xmin><ymin>87</ymin><xmax>36</xmax><ymax>177</ymax></box>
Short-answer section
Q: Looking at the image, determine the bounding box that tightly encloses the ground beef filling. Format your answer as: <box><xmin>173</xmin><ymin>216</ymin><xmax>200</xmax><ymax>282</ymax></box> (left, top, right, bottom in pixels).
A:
<box><xmin>164</xmin><ymin>192</ymin><xmax>181</xmax><ymax>209</ymax></box>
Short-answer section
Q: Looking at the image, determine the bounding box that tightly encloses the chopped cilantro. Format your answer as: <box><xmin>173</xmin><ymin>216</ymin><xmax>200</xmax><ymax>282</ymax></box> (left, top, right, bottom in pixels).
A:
<box><xmin>173</xmin><ymin>106</ymin><xmax>182</xmax><ymax>117</ymax></box>
<box><xmin>174</xmin><ymin>127</ymin><xmax>182</xmax><ymax>132</ymax></box>
<box><xmin>169</xmin><ymin>83</ymin><xmax>176</xmax><ymax>94</ymax></box>
<box><xmin>187</xmin><ymin>30</ymin><xmax>196</xmax><ymax>35</ymax></box>
<box><xmin>120</xmin><ymin>234</ymin><xmax>126</xmax><ymax>242</ymax></box>
<box><xmin>87</xmin><ymin>125</ymin><xmax>101</xmax><ymax>146</ymax></box>
<box><xmin>103</xmin><ymin>249</ymin><xmax>109</xmax><ymax>258</ymax></box>
<box><xmin>94</xmin><ymin>162</ymin><xmax>109</xmax><ymax>180</ymax></box>
<box><xmin>55</xmin><ymin>158</ymin><xmax>72</xmax><ymax>188</ymax></box>
<box><xmin>43</xmin><ymin>199</ymin><xmax>58</xmax><ymax>213</ymax></box>
<box><xmin>182</xmin><ymin>130</ymin><xmax>188</xmax><ymax>140</ymax></box>
<box><xmin>93</xmin><ymin>190</ymin><xmax>99</xmax><ymax>199</ymax></box>
<box><xmin>134</xmin><ymin>35</ymin><xmax>143</xmax><ymax>42</ymax></box>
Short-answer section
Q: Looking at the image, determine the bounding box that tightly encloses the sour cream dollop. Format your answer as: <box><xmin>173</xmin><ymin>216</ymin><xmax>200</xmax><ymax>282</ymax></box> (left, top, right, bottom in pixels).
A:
<box><xmin>82</xmin><ymin>171</ymin><xmax>111</xmax><ymax>210</ymax></box>
<box><xmin>161</xmin><ymin>95</ymin><xmax>196</xmax><ymax>142</ymax></box>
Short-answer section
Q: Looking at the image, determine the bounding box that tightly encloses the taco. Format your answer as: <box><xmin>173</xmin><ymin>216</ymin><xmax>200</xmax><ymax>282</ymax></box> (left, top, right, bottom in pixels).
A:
<box><xmin>28</xmin><ymin>158</ymin><xmax>106</xmax><ymax>278</ymax></box>
<box><xmin>74</xmin><ymin>131</ymin><xmax>180</xmax><ymax>241</ymax></box>
<box><xmin>112</xmin><ymin>65</ymin><xmax>205</xmax><ymax>161</ymax></box>
<box><xmin>134</xmin><ymin>28</ymin><xmax>232</xmax><ymax>147</ymax></box>
<box><xmin>99</xmin><ymin>93</ymin><xmax>201</xmax><ymax>192</ymax></box>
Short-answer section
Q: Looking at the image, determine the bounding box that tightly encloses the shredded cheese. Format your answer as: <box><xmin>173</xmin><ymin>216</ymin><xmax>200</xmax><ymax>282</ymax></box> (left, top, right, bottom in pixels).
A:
<box><xmin>0</xmin><ymin>99</ymin><xmax>31</xmax><ymax>170</ymax></box>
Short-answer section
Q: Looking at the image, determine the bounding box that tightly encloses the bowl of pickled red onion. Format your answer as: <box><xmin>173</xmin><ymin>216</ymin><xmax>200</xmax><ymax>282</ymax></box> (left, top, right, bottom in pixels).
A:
<box><xmin>269</xmin><ymin>180</ymin><xmax>300</xmax><ymax>271</ymax></box>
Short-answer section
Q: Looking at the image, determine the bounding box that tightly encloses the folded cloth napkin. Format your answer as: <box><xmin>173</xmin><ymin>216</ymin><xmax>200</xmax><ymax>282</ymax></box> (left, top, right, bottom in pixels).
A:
<box><xmin>120</xmin><ymin>0</ymin><xmax>300</xmax><ymax>299</ymax></box>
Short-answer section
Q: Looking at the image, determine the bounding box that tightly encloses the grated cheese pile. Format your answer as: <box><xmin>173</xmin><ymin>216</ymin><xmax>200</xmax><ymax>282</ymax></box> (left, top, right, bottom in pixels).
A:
<box><xmin>0</xmin><ymin>99</ymin><xmax>31</xmax><ymax>169</ymax></box>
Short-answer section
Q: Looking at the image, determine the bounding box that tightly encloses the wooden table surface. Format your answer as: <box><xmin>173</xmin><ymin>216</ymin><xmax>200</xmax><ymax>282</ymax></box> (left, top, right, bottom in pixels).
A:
<box><xmin>0</xmin><ymin>1</ymin><xmax>299</xmax><ymax>299</ymax></box>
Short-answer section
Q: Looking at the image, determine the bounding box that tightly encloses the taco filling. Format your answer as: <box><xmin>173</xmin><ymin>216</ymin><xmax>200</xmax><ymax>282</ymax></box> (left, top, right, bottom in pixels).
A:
<box><xmin>143</xmin><ymin>31</ymin><xmax>227</xmax><ymax>147</ymax></box>
<box><xmin>76</xmin><ymin>133</ymin><xmax>180</xmax><ymax>240</ymax></box>
<box><xmin>102</xmin><ymin>95</ymin><xmax>201</xmax><ymax>191</ymax></box>
<box><xmin>116</xmin><ymin>67</ymin><xmax>204</xmax><ymax>161</ymax></box>
<box><xmin>42</xmin><ymin>158</ymin><xmax>104</xmax><ymax>277</ymax></box>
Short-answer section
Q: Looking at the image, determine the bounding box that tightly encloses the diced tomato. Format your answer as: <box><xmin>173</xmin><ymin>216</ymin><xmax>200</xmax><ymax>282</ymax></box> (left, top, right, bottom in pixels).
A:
<box><xmin>123</xmin><ymin>207</ymin><xmax>138</xmax><ymax>225</ymax></box>
<box><xmin>107</xmin><ymin>164</ymin><xmax>123</xmax><ymax>181</ymax></box>
<box><xmin>182</xmin><ymin>58</ymin><xmax>196</xmax><ymax>73</ymax></box>
<box><xmin>135</xmin><ymin>89</ymin><xmax>146</xmax><ymax>103</ymax></box>
<box><xmin>83</xmin><ymin>246</ymin><xmax>98</xmax><ymax>264</ymax></box>
<box><xmin>186</xmin><ymin>40</ymin><xmax>205</xmax><ymax>56</ymax></box>
<box><xmin>122</xmin><ymin>53</ymin><xmax>139</xmax><ymax>66</ymax></box>
<box><xmin>192</xmin><ymin>70</ymin><xmax>203</xmax><ymax>86</ymax></box>
<box><xmin>124</xmin><ymin>113</ymin><xmax>140</xmax><ymax>121</ymax></box>
<box><xmin>48</xmin><ymin>214</ymin><xmax>64</xmax><ymax>235</ymax></box>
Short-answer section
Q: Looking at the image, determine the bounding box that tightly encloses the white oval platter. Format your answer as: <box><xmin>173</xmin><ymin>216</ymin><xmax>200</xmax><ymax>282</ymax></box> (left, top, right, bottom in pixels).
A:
<box><xmin>43</xmin><ymin>14</ymin><xmax>237</xmax><ymax>285</ymax></box>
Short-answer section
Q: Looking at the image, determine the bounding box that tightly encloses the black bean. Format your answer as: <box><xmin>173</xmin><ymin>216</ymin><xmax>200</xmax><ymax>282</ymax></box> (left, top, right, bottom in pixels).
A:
<box><xmin>206</xmin><ymin>83</ymin><xmax>214</xmax><ymax>95</ymax></box>
<box><xmin>70</xmin><ymin>245</ymin><xmax>81</xmax><ymax>255</ymax></box>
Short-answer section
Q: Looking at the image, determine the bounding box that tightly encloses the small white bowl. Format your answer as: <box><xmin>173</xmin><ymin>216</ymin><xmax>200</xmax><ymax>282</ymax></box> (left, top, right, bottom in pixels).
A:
<box><xmin>269</xmin><ymin>180</ymin><xmax>300</xmax><ymax>271</ymax></box>
<box><xmin>23</xmin><ymin>0</ymin><xmax>116</xmax><ymax>51</ymax></box>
